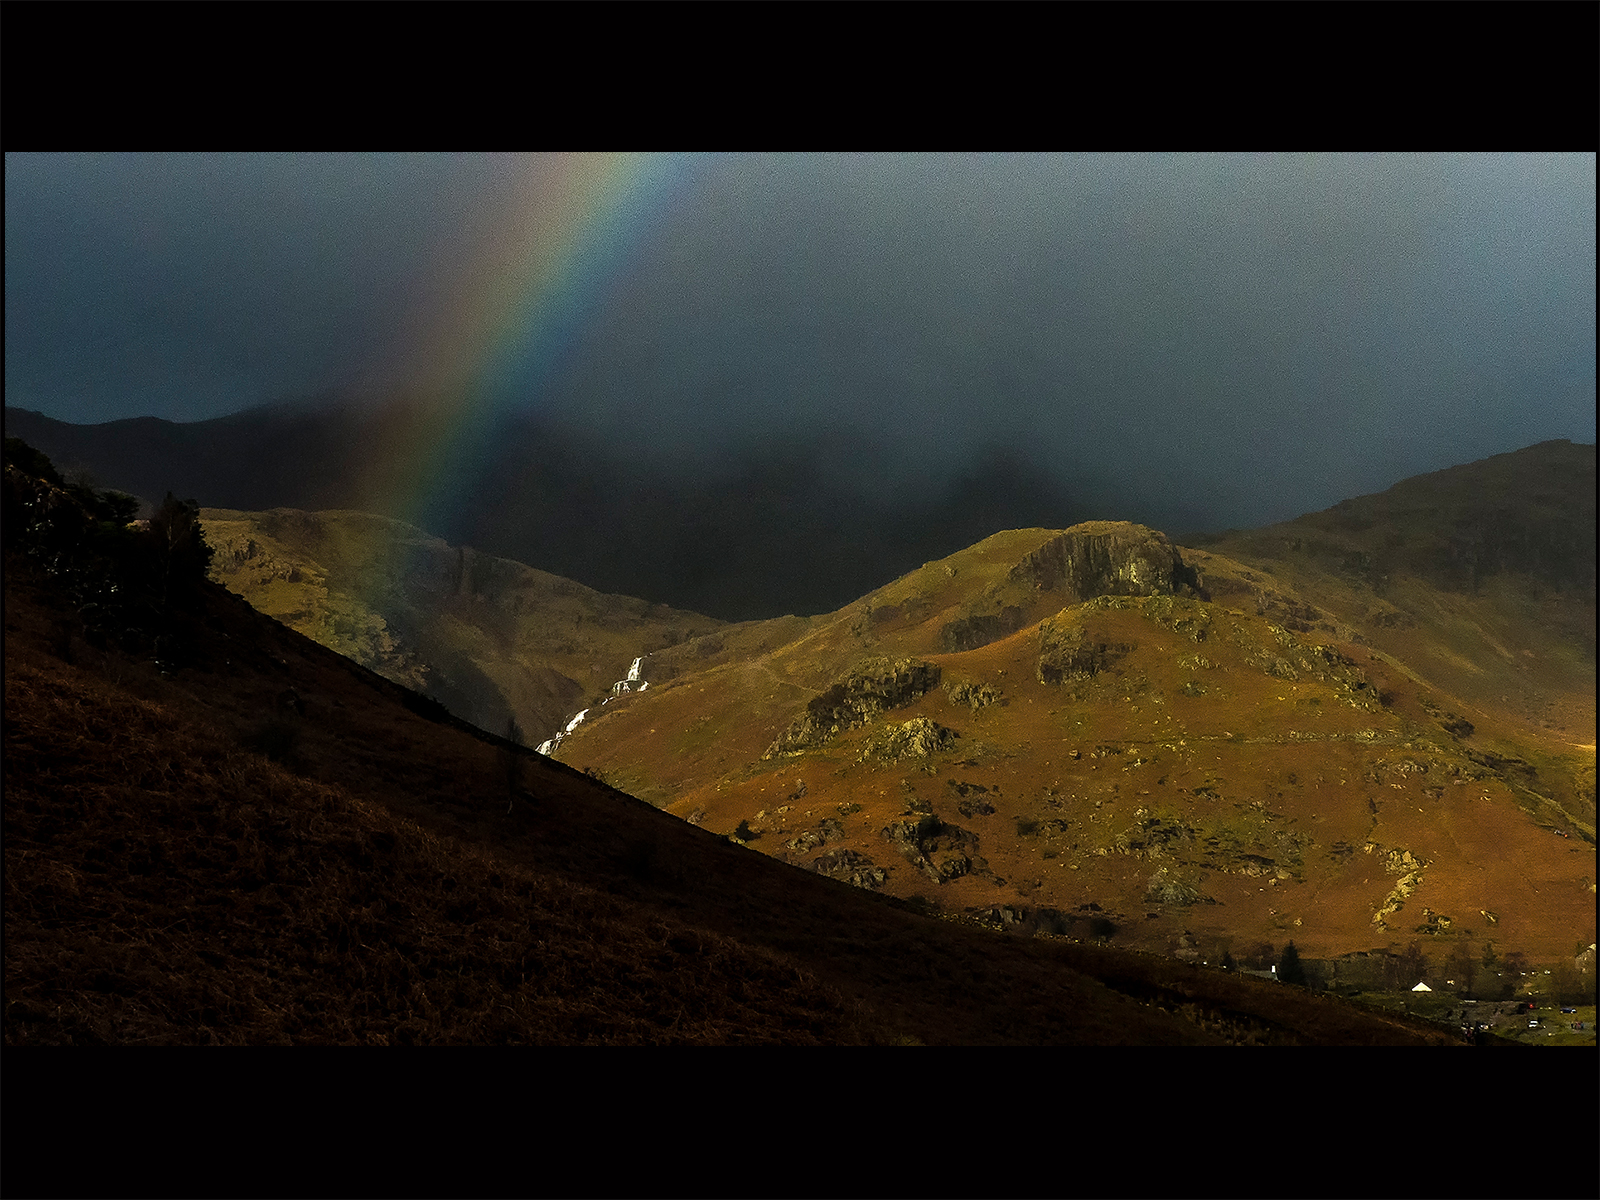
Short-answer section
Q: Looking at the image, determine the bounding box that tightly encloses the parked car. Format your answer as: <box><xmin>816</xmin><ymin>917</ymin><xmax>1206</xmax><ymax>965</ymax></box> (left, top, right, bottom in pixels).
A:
<box><xmin>1528</xmin><ymin>1019</ymin><xmax>1540</xmax><ymax>1027</ymax></box>
<box><xmin>1559</xmin><ymin>1006</ymin><xmax>1577</xmax><ymax>1014</ymax></box>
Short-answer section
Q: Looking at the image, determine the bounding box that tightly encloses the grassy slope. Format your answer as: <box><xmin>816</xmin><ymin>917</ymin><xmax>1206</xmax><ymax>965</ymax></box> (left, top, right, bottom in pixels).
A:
<box><xmin>5</xmin><ymin>546</ymin><xmax>1473</xmax><ymax>1045</ymax></box>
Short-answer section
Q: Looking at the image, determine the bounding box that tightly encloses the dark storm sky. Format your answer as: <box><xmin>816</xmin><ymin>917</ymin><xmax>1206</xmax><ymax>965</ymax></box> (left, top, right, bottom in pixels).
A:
<box><xmin>6</xmin><ymin>152</ymin><xmax>1594</xmax><ymax>535</ymax></box>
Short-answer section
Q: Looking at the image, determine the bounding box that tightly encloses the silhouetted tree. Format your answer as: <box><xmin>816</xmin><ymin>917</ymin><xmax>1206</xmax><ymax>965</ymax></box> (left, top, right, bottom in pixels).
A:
<box><xmin>1220</xmin><ymin>950</ymin><xmax>1236</xmax><ymax>972</ymax></box>
<box><xmin>1448</xmin><ymin>939</ymin><xmax>1479</xmax><ymax>996</ymax></box>
<box><xmin>1279</xmin><ymin>941</ymin><xmax>1307</xmax><ymax>986</ymax></box>
<box><xmin>1497</xmin><ymin>949</ymin><xmax>1530</xmax><ymax>998</ymax></box>
<box><xmin>147</xmin><ymin>492</ymin><xmax>214</xmax><ymax>613</ymax></box>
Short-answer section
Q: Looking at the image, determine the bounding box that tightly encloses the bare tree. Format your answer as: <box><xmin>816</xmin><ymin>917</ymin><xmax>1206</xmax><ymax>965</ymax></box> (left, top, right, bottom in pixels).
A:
<box><xmin>502</xmin><ymin>714</ymin><xmax>525</xmax><ymax>814</ymax></box>
<box><xmin>1397</xmin><ymin>940</ymin><xmax>1428</xmax><ymax>988</ymax></box>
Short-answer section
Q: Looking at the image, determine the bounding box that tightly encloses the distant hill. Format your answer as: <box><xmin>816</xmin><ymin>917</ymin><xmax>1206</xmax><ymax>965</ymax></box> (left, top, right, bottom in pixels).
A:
<box><xmin>3</xmin><ymin>402</ymin><xmax>1086</xmax><ymax>622</ymax></box>
<box><xmin>1194</xmin><ymin>440</ymin><xmax>1595</xmax><ymax>748</ymax></box>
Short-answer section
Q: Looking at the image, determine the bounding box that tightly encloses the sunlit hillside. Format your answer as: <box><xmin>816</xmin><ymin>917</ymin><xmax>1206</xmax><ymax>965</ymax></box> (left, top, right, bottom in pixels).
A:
<box><xmin>555</xmin><ymin>507</ymin><xmax>1596</xmax><ymax>972</ymax></box>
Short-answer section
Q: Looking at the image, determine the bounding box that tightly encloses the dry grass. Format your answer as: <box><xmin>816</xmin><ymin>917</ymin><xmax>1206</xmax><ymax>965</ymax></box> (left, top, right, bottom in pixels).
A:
<box><xmin>3</xmin><ymin>652</ymin><xmax>866</xmax><ymax>1045</ymax></box>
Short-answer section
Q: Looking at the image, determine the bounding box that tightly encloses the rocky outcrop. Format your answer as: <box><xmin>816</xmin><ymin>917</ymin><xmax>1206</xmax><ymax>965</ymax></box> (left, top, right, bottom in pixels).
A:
<box><xmin>811</xmin><ymin>848</ymin><xmax>888</xmax><ymax>890</ymax></box>
<box><xmin>1010</xmin><ymin>522</ymin><xmax>1203</xmax><ymax>601</ymax></box>
<box><xmin>1372</xmin><ymin>860</ymin><xmax>1427</xmax><ymax>930</ymax></box>
<box><xmin>1419</xmin><ymin>695</ymin><xmax>1475</xmax><ymax>739</ymax></box>
<box><xmin>881</xmin><ymin>815</ymin><xmax>993</xmax><ymax>885</ymax></box>
<box><xmin>1238</xmin><ymin>624</ymin><xmax>1378</xmax><ymax>711</ymax></box>
<box><xmin>939</xmin><ymin>606</ymin><xmax>1025</xmax><ymax>653</ymax></box>
<box><xmin>1416</xmin><ymin>906</ymin><xmax>1454</xmax><ymax>935</ymax></box>
<box><xmin>945</xmin><ymin>680</ymin><xmax>1001</xmax><ymax>711</ymax></box>
<box><xmin>785</xmin><ymin>819</ymin><xmax>845</xmax><ymax>854</ymax></box>
<box><xmin>857</xmin><ymin>718</ymin><xmax>959</xmax><ymax>763</ymax></box>
<box><xmin>1145</xmin><ymin>867</ymin><xmax>1209</xmax><ymax>907</ymax></box>
<box><xmin>1035</xmin><ymin>616</ymin><xmax>1136</xmax><ymax>685</ymax></box>
<box><xmin>764</xmin><ymin>657</ymin><xmax>941</xmax><ymax>758</ymax></box>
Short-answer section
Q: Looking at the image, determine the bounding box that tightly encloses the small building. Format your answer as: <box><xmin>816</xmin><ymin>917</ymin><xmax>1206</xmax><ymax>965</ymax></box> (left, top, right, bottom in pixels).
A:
<box><xmin>1412</xmin><ymin>981</ymin><xmax>1432</xmax><ymax>992</ymax></box>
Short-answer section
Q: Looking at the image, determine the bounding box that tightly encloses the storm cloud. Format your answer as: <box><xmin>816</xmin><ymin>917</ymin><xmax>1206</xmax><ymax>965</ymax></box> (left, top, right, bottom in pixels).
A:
<box><xmin>6</xmin><ymin>152</ymin><xmax>1594</xmax><ymax>544</ymax></box>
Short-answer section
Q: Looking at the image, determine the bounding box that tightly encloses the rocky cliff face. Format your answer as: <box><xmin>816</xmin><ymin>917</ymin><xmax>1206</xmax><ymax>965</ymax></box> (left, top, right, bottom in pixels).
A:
<box><xmin>1009</xmin><ymin>521</ymin><xmax>1204</xmax><ymax>602</ymax></box>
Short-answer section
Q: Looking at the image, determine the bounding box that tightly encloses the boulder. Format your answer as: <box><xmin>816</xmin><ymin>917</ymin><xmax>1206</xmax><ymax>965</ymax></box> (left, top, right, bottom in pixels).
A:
<box><xmin>947</xmin><ymin>779</ymin><xmax>996</xmax><ymax>817</ymax></box>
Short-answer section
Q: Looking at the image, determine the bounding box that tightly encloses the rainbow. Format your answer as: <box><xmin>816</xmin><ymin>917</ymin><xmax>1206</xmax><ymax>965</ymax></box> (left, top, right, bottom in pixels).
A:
<box><xmin>348</xmin><ymin>152</ymin><xmax>696</xmax><ymax>536</ymax></box>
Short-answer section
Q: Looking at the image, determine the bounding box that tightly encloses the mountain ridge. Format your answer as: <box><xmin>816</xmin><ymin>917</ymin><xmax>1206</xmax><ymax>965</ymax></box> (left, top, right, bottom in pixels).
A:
<box><xmin>7</xmin><ymin>448</ymin><xmax>1486</xmax><ymax>1045</ymax></box>
<box><xmin>6</xmin><ymin>427</ymin><xmax>1593</xmax><ymax>1020</ymax></box>
<box><xmin>3</xmin><ymin>402</ymin><xmax>1095</xmax><ymax>621</ymax></box>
